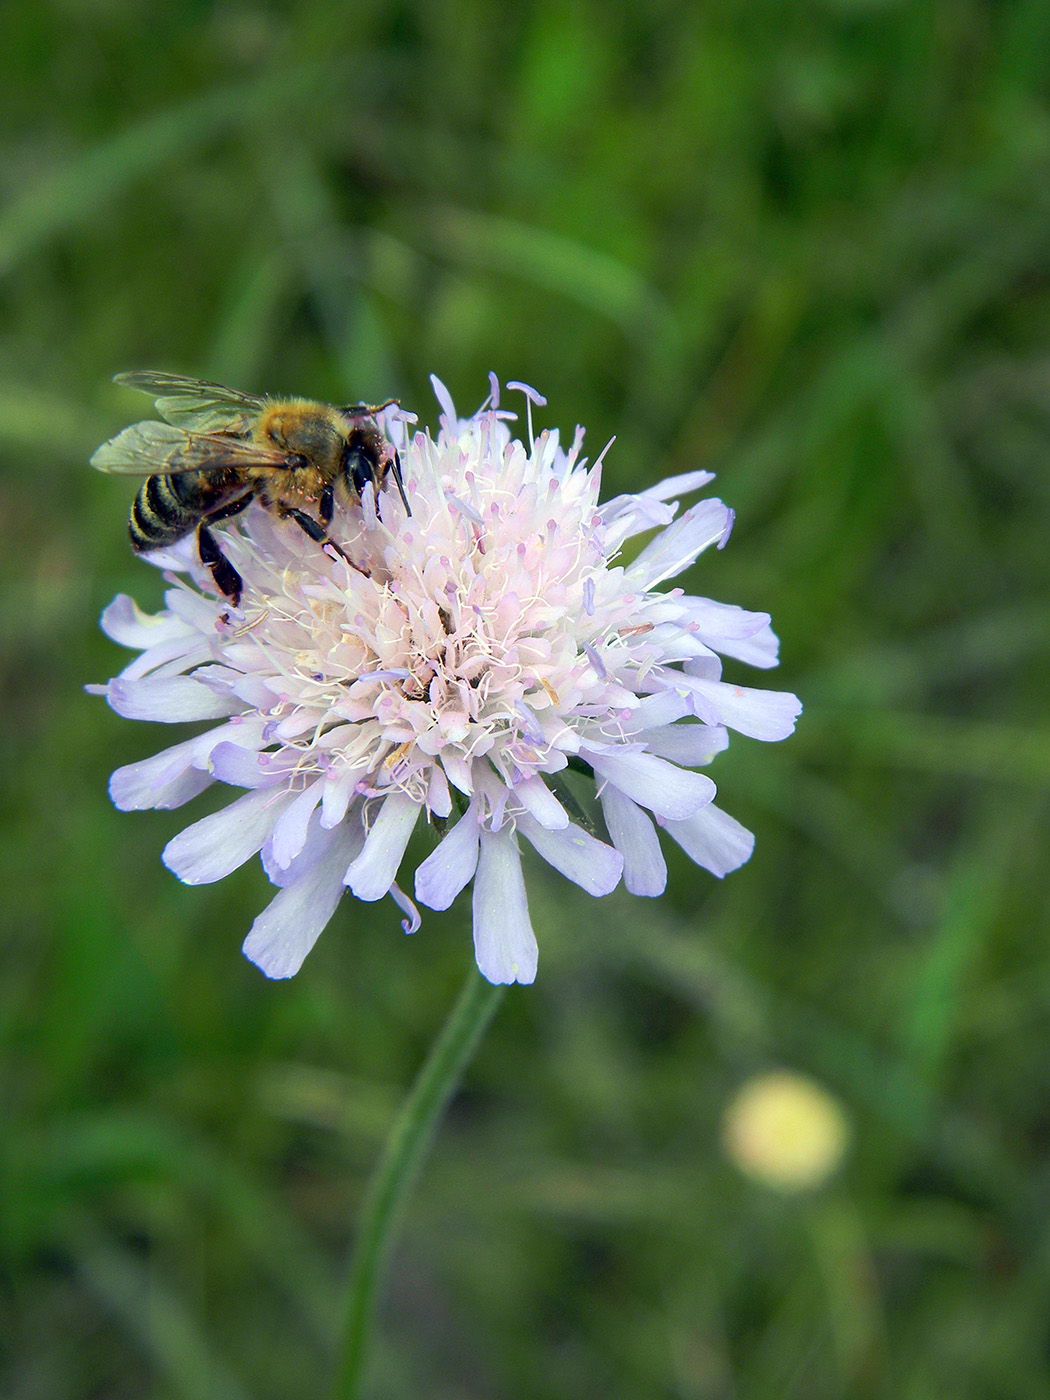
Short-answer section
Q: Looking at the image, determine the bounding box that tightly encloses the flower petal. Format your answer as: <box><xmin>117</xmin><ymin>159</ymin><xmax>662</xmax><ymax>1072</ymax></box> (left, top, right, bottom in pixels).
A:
<box><xmin>427</xmin><ymin>765</ymin><xmax>452</xmax><ymax>818</ymax></box>
<box><xmin>714</xmin><ymin>625</ymin><xmax>780</xmax><ymax>669</ymax></box>
<box><xmin>624</xmin><ymin>500</ymin><xmax>732</xmax><ymax>590</ymax></box>
<box><xmin>163</xmin><ymin>787</ymin><xmax>294</xmax><ymax>885</ymax></box>
<box><xmin>269</xmin><ymin>781</ymin><xmax>324</xmax><ymax>869</ymax></box>
<box><xmin>679</xmin><ymin>675</ymin><xmax>802</xmax><ymax>741</ymax></box>
<box><xmin>414</xmin><ymin>800</ymin><xmax>480</xmax><ymax>911</ymax></box>
<box><xmin>642</xmin><ymin>722</ymin><xmax>728</xmax><ymax>766</ymax></box>
<box><xmin>664</xmin><ymin>802</ymin><xmax>755</xmax><ymax>877</ymax></box>
<box><xmin>472</xmin><ymin>827</ymin><xmax>538</xmax><ymax>985</ymax></box>
<box><xmin>208</xmin><ymin>742</ymin><xmax>288</xmax><ymax>788</ymax></box>
<box><xmin>390</xmin><ymin>881</ymin><xmax>422</xmax><ymax>933</ymax></box>
<box><xmin>676</xmin><ymin>598</ymin><xmax>781</xmax><ymax>670</ymax></box>
<box><xmin>100</xmin><ymin>594</ymin><xmax>192</xmax><ymax>650</ymax></box>
<box><xmin>639</xmin><ymin>468</ymin><xmax>716</xmax><ymax>501</ymax></box>
<box><xmin>344</xmin><ymin>791</ymin><xmax>421</xmax><ymax>901</ymax></box>
<box><xmin>517</xmin><ymin>813</ymin><xmax>623</xmax><ymax>896</ymax></box>
<box><xmin>109</xmin><ymin>738</ymin><xmax>214</xmax><ymax>811</ymax></box>
<box><xmin>320</xmin><ymin>764</ymin><xmax>364</xmax><ymax>829</ymax></box>
<box><xmin>600</xmin><ymin>495</ymin><xmax>676</xmax><ymax>553</ymax></box>
<box><xmin>263</xmin><ymin>804</ymin><xmax>364</xmax><ymax>888</ymax></box>
<box><xmin>627</xmin><ymin>689</ymin><xmax>692</xmax><ymax>731</ymax></box>
<box><xmin>243</xmin><ymin>825</ymin><xmax>357</xmax><ymax>978</ymax></box>
<box><xmin>677</xmin><ymin>596</ymin><xmax>772</xmax><ymax>641</ymax></box>
<box><xmin>106</xmin><ymin>676</ymin><xmax>242</xmax><ymax>722</ymax></box>
<box><xmin>599</xmin><ymin>785</ymin><xmax>667</xmax><ymax>896</ymax></box>
<box><xmin>586</xmin><ymin>748</ymin><xmax>715</xmax><ymax>820</ymax></box>
<box><xmin>513</xmin><ymin>775</ymin><xmax>569</xmax><ymax>829</ymax></box>
<box><xmin>109</xmin><ymin>716</ymin><xmax>275</xmax><ymax>809</ymax></box>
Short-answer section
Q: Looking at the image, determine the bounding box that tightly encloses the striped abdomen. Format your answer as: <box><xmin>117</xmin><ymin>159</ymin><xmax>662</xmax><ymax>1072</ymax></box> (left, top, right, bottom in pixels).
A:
<box><xmin>129</xmin><ymin>470</ymin><xmax>237</xmax><ymax>552</ymax></box>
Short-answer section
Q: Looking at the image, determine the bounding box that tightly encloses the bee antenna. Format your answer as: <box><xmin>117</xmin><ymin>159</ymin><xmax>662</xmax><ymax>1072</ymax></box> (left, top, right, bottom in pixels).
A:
<box><xmin>343</xmin><ymin>398</ymin><xmax>400</xmax><ymax>416</ymax></box>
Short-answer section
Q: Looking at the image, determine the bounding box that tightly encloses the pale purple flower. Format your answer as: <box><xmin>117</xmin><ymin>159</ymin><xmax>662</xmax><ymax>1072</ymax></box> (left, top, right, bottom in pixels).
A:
<box><xmin>93</xmin><ymin>378</ymin><xmax>801</xmax><ymax>985</ymax></box>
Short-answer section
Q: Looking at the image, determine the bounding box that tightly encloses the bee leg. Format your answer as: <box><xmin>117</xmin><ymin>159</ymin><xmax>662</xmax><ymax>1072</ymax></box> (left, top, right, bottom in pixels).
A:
<box><xmin>284</xmin><ymin>506</ymin><xmax>366</xmax><ymax>576</ymax></box>
<box><xmin>197</xmin><ymin>524</ymin><xmax>244</xmax><ymax>605</ymax></box>
<box><xmin>285</xmin><ymin>507</ymin><xmax>328</xmax><ymax>545</ymax></box>
<box><xmin>318</xmin><ymin>483</ymin><xmax>335</xmax><ymax>526</ymax></box>
<box><xmin>389</xmin><ymin>450</ymin><xmax>411</xmax><ymax>516</ymax></box>
<box><xmin>196</xmin><ymin>494</ymin><xmax>252</xmax><ymax>605</ymax></box>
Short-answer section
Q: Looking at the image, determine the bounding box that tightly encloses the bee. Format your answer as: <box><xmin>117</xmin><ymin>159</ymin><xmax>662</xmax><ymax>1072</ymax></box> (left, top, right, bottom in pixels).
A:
<box><xmin>91</xmin><ymin>371</ymin><xmax>410</xmax><ymax>606</ymax></box>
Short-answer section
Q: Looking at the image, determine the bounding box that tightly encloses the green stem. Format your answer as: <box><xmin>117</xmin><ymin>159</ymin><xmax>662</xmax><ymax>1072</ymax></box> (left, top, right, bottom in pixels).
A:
<box><xmin>330</xmin><ymin>962</ymin><xmax>505</xmax><ymax>1400</ymax></box>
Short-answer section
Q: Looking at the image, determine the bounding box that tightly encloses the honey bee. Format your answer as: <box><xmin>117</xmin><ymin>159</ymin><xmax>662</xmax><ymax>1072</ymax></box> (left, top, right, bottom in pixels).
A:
<box><xmin>91</xmin><ymin>371</ymin><xmax>410</xmax><ymax>606</ymax></box>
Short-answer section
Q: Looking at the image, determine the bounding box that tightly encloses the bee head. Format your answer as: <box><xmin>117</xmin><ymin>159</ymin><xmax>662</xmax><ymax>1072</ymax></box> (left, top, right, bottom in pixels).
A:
<box><xmin>340</xmin><ymin>430</ymin><xmax>379</xmax><ymax>497</ymax></box>
<box><xmin>341</xmin><ymin>423</ymin><xmax>411</xmax><ymax>515</ymax></box>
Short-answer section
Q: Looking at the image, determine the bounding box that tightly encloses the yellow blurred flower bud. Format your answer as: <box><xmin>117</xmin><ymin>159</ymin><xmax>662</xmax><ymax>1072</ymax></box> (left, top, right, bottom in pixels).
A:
<box><xmin>722</xmin><ymin>1069</ymin><xmax>850</xmax><ymax>1192</ymax></box>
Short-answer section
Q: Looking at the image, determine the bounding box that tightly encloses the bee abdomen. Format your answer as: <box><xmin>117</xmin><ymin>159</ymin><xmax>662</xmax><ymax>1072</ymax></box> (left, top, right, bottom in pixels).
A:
<box><xmin>129</xmin><ymin>473</ymin><xmax>202</xmax><ymax>551</ymax></box>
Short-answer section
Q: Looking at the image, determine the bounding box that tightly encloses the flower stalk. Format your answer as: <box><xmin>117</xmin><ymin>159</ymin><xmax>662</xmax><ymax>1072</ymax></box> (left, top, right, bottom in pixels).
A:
<box><xmin>330</xmin><ymin>963</ymin><xmax>505</xmax><ymax>1400</ymax></box>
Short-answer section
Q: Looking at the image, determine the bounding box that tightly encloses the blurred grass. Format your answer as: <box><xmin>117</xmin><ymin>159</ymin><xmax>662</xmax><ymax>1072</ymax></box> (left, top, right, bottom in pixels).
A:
<box><xmin>3</xmin><ymin>1</ymin><xmax>1050</xmax><ymax>1397</ymax></box>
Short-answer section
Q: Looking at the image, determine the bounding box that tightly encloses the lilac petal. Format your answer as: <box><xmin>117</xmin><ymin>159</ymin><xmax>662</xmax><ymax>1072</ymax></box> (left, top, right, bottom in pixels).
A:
<box><xmin>678</xmin><ymin>598</ymin><xmax>781</xmax><ymax>669</ymax></box>
<box><xmin>514</xmin><ymin>775</ymin><xmax>569</xmax><ymax>829</ymax></box>
<box><xmin>675</xmin><ymin>651</ymin><xmax>722</xmax><ymax>682</ymax></box>
<box><xmin>345</xmin><ymin>791</ymin><xmax>420</xmax><ymax>901</ymax></box>
<box><xmin>118</xmin><ymin>639</ymin><xmax>215</xmax><ymax>683</ymax></box>
<box><xmin>390</xmin><ymin>881</ymin><xmax>422</xmax><ymax>933</ymax></box>
<box><xmin>627</xmin><ymin>689</ymin><xmax>692</xmax><ymax>732</ymax></box>
<box><xmin>320</xmin><ymin>766</ymin><xmax>362</xmax><ymax>828</ymax></box>
<box><xmin>679</xmin><ymin>596</ymin><xmax>771</xmax><ymax>640</ymax></box>
<box><xmin>243</xmin><ymin>826</ymin><xmax>357</xmax><ymax>978</ymax></box>
<box><xmin>164</xmin><ymin>586</ymin><xmax>224</xmax><ymax>633</ymax></box>
<box><xmin>263</xmin><ymin>806</ymin><xmax>363</xmax><ymax>888</ymax></box>
<box><xmin>106</xmin><ymin>676</ymin><xmax>241</xmax><ymax>722</ymax></box>
<box><xmin>474</xmin><ymin>765</ymin><xmax>511</xmax><ymax>829</ymax></box>
<box><xmin>639</xmin><ymin>469</ymin><xmax>716</xmax><ymax>501</ymax></box>
<box><xmin>430</xmin><ymin>374</ymin><xmax>458</xmax><ymax>428</ymax></box>
<box><xmin>586</xmin><ymin>748</ymin><xmax>715</xmax><ymax>820</ymax></box>
<box><xmin>662</xmin><ymin>676</ymin><xmax>722</xmax><ymax>725</ymax></box>
<box><xmin>664</xmin><ymin>803</ymin><xmax>755</xmax><ymax>877</ymax></box>
<box><xmin>269</xmin><ymin>782</ymin><xmax>324</xmax><ymax>870</ymax></box>
<box><xmin>163</xmin><ymin>786</ymin><xmax>293</xmax><ymax>885</ymax></box>
<box><xmin>599</xmin><ymin>785</ymin><xmax>667</xmax><ymax>896</ymax></box>
<box><xmin>716</xmin><ymin>625</ymin><xmax>780</xmax><ymax>669</ymax></box>
<box><xmin>100</xmin><ymin>594</ymin><xmax>191</xmax><ymax>649</ymax></box>
<box><xmin>135</xmin><ymin>540</ymin><xmax>197</xmax><ymax>573</ymax></box>
<box><xmin>414</xmin><ymin>800</ymin><xmax>480</xmax><ymax>911</ymax></box>
<box><xmin>642</xmin><ymin>722</ymin><xmax>728</xmax><ymax>766</ymax></box>
<box><xmin>517</xmin><ymin>813</ymin><xmax>623</xmax><ymax>896</ymax></box>
<box><xmin>109</xmin><ymin>738</ymin><xmax>214</xmax><ymax>811</ymax></box>
<box><xmin>442</xmin><ymin>752</ymin><xmax>474</xmax><ymax>795</ymax></box>
<box><xmin>472</xmin><ymin>827</ymin><xmax>538</xmax><ymax>985</ymax></box>
<box><xmin>110</xmin><ymin>716</ymin><xmax>274</xmax><ymax>809</ymax></box>
<box><xmin>427</xmin><ymin>765</ymin><xmax>453</xmax><ymax>819</ymax></box>
<box><xmin>624</xmin><ymin>500</ymin><xmax>732</xmax><ymax>590</ymax></box>
<box><xmin>643</xmin><ymin>625</ymin><xmax>718</xmax><ymax>668</ymax></box>
<box><xmin>208</xmin><ymin>742</ymin><xmax>288</xmax><ymax>788</ymax></box>
<box><xmin>599</xmin><ymin>495</ymin><xmax>675</xmax><ymax>553</ymax></box>
<box><xmin>228</xmin><ymin>673</ymin><xmax>281</xmax><ymax>710</ymax></box>
<box><xmin>681</xmin><ymin>676</ymin><xmax>802</xmax><ymax>741</ymax></box>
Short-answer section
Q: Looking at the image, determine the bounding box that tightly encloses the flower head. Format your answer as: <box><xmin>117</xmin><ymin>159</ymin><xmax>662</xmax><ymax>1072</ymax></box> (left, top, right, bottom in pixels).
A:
<box><xmin>94</xmin><ymin>377</ymin><xmax>801</xmax><ymax>984</ymax></box>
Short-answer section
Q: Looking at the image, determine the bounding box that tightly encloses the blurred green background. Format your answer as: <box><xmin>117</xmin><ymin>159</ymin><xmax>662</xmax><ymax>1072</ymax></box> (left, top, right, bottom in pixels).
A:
<box><xmin>3</xmin><ymin>1</ymin><xmax>1050</xmax><ymax>1396</ymax></box>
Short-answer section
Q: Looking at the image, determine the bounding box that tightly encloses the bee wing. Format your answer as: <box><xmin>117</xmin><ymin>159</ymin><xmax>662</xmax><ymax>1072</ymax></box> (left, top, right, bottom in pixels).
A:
<box><xmin>91</xmin><ymin>420</ymin><xmax>290</xmax><ymax>476</ymax></box>
<box><xmin>115</xmin><ymin>371</ymin><xmax>267</xmax><ymax>434</ymax></box>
